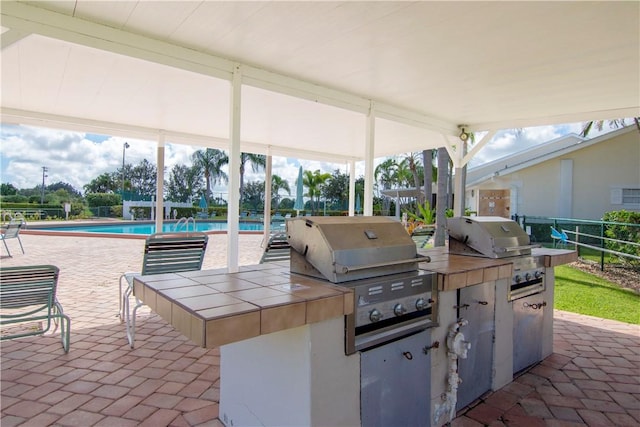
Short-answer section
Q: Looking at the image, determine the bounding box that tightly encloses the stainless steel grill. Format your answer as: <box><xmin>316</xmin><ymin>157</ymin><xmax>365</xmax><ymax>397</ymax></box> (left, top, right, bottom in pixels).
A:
<box><xmin>286</xmin><ymin>216</ymin><xmax>437</xmax><ymax>354</ymax></box>
<box><xmin>447</xmin><ymin>216</ymin><xmax>545</xmax><ymax>300</ymax></box>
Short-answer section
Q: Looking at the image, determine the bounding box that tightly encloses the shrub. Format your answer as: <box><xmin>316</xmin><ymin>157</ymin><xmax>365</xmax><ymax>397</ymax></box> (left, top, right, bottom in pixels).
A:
<box><xmin>86</xmin><ymin>193</ymin><xmax>121</xmax><ymax>208</ymax></box>
<box><xmin>602</xmin><ymin>210</ymin><xmax>640</xmax><ymax>267</ymax></box>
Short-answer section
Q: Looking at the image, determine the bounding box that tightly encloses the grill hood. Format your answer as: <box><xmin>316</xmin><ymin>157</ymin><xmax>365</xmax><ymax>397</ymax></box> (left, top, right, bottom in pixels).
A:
<box><xmin>447</xmin><ymin>216</ymin><xmax>537</xmax><ymax>259</ymax></box>
<box><xmin>287</xmin><ymin>216</ymin><xmax>429</xmax><ymax>283</ymax></box>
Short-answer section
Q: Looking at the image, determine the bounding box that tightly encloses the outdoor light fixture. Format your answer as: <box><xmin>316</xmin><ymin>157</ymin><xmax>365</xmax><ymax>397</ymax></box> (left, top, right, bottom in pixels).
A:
<box><xmin>458</xmin><ymin>125</ymin><xmax>470</xmax><ymax>142</ymax></box>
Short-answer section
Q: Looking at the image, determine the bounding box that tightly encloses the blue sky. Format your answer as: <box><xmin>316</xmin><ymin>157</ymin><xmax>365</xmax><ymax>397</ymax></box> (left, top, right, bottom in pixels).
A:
<box><xmin>0</xmin><ymin>120</ymin><xmax>615</xmax><ymax>196</ymax></box>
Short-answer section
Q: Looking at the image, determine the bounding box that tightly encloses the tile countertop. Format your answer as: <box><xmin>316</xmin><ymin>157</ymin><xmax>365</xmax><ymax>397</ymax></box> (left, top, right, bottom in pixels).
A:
<box><xmin>133</xmin><ymin>248</ymin><xmax>577</xmax><ymax>348</ymax></box>
<box><xmin>132</xmin><ymin>262</ymin><xmax>353</xmax><ymax>348</ymax></box>
<box><xmin>418</xmin><ymin>247</ymin><xmax>578</xmax><ymax>291</ymax></box>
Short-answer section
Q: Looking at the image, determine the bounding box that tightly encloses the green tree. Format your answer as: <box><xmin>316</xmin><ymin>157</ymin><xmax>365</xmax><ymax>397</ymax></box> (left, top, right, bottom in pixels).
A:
<box><xmin>375</xmin><ymin>158</ymin><xmax>398</xmax><ymax>192</ymax></box>
<box><xmin>394</xmin><ymin>158</ymin><xmax>414</xmax><ymax>188</ymax></box>
<box><xmin>192</xmin><ymin>148</ymin><xmax>229</xmax><ymax>202</ymax></box>
<box><xmin>0</xmin><ymin>183</ymin><xmax>18</xmax><ymax>196</ymax></box>
<box><xmin>279</xmin><ymin>198</ymin><xmax>294</xmax><ymax>210</ymax></box>
<box><xmin>129</xmin><ymin>159</ymin><xmax>157</xmax><ymax>198</ymax></box>
<box><xmin>47</xmin><ymin>181</ymin><xmax>82</xmax><ymax>198</ymax></box>
<box><xmin>322</xmin><ymin>169</ymin><xmax>349</xmax><ymax>209</ymax></box>
<box><xmin>167</xmin><ymin>164</ymin><xmax>202</xmax><ymax>202</ymax></box>
<box><xmin>84</xmin><ymin>172</ymin><xmax>118</xmax><ymax>194</ymax></box>
<box><xmin>242</xmin><ymin>181</ymin><xmax>265</xmax><ymax>211</ymax></box>
<box><xmin>303</xmin><ymin>169</ymin><xmax>331</xmax><ymax>214</ymax></box>
<box><xmin>375</xmin><ymin>158</ymin><xmax>399</xmax><ymax>215</ymax></box>
<box><xmin>239</xmin><ymin>153</ymin><xmax>266</xmax><ymax>199</ymax></box>
<box><xmin>271</xmin><ymin>174</ymin><xmax>291</xmax><ymax>213</ymax></box>
<box><xmin>404</xmin><ymin>152</ymin><xmax>423</xmax><ymax>195</ymax></box>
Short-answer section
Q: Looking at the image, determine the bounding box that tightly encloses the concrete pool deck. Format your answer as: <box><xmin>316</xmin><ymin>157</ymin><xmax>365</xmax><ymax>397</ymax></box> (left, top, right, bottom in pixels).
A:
<box><xmin>1</xmin><ymin>232</ymin><xmax>639</xmax><ymax>426</ymax></box>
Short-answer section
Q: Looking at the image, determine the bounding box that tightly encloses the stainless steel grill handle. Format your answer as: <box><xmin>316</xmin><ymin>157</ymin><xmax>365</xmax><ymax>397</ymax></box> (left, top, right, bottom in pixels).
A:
<box><xmin>335</xmin><ymin>255</ymin><xmax>431</xmax><ymax>274</ymax></box>
<box><xmin>494</xmin><ymin>244</ymin><xmax>540</xmax><ymax>253</ymax></box>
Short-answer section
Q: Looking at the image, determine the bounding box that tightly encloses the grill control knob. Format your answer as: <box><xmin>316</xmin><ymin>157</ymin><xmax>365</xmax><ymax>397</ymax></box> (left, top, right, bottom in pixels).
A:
<box><xmin>514</xmin><ymin>275</ymin><xmax>522</xmax><ymax>283</ymax></box>
<box><xmin>534</xmin><ymin>271</ymin><xmax>543</xmax><ymax>279</ymax></box>
<box><xmin>369</xmin><ymin>309</ymin><xmax>383</xmax><ymax>322</ymax></box>
<box><xmin>415</xmin><ymin>298</ymin><xmax>428</xmax><ymax>311</ymax></box>
<box><xmin>393</xmin><ymin>303</ymin><xmax>406</xmax><ymax>316</ymax></box>
<box><xmin>525</xmin><ymin>272</ymin><xmax>532</xmax><ymax>281</ymax></box>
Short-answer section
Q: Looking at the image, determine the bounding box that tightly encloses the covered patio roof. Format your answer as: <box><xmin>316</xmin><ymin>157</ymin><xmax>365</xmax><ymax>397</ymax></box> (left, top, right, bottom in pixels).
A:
<box><xmin>2</xmin><ymin>1</ymin><xmax>638</xmax><ymax>160</ymax></box>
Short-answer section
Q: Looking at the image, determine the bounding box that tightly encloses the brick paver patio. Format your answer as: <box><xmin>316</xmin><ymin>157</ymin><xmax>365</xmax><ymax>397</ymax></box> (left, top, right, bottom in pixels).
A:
<box><xmin>1</xmin><ymin>232</ymin><xmax>638</xmax><ymax>426</ymax></box>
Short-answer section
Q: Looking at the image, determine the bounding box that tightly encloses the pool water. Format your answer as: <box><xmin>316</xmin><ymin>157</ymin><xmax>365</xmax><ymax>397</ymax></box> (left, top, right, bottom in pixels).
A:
<box><xmin>36</xmin><ymin>221</ymin><xmax>264</xmax><ymax>235</ymax></box>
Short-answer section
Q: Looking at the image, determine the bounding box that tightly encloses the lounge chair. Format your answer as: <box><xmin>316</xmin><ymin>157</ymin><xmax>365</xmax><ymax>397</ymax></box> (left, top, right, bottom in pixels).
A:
<box><xmin>1</xmin><ymin>219</ymin><xmax>25</xmax><ymax>257</ymax></box>
<box><xmin>550</xmin><ymin>226</ymin><xmax>569</xmax><ymax>248</ymax></box>
<box><xmin>120</xmin><ymin>231</ymin><xmax>208</xmax><ymax>348</ymax></box>
<box><xmin>0</xmin><ymin>265</ymin><xmax>70</xmax><ymax>352</ymax></box>
<box><xmin>260</xmin><ymin>231</ymin><xmax>291</xmax><ymax>263</ymax></box>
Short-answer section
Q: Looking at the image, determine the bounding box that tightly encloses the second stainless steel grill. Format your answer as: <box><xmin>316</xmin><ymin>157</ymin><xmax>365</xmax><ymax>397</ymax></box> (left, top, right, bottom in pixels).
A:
<box><xmin>446</xmin><ymin>216</ymin><xmax>545</xmax><ymax>300</ymax></box>
<box><xmin>286</xmin><ymin>216</ymin><xmax>437</xmax><ymax>354</ymax></box>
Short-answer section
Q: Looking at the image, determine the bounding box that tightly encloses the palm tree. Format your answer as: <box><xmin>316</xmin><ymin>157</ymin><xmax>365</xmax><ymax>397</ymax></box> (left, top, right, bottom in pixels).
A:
<box><xmin>374</xmin><ymin>158</ymin><xmax>398</xmax><ymax>192</ymax></box>
<box><xmin>394</xmin><ymin>158</ymin><xmax>414</xmax><ymax>188</ymax></box>
<box><xmin>581</xmin><ymin>117</ymin><xmax>640</xmax><ymax>137</ymax></box>
<box><xmin>404</xmin><ymin>152</ymin><xmax>423</xmax><ymax>198</ymax></box>
<box><xmin>375</xmin><ymin>158</ymin><xmax>399</xmax><ymax>215</ymax></box>
<box><xmin>271</xmin><ymin>174</ymin><xmax>291</xmax><ymax>213</ymax></box>
<box><xmin>240</xmin><ymin>153</ymin><xmax>266</xmax><ymax>197</ymax></box>
<box><xmin>191</xmin><ymin>148</ymin><xmax>228</xmax><ymax>202</ymax></box>
<box><xmin>303</xmin><ymin>170</ymin><xmax>331</xmax><ymax>214</ymax></box>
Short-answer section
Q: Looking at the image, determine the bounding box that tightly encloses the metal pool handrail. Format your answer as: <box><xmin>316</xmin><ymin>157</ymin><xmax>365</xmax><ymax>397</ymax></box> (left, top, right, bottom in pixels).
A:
<box><xmin>174</xmin><ymin>216</ymin><xmax>196</xmax><ymax>232</ymax></box>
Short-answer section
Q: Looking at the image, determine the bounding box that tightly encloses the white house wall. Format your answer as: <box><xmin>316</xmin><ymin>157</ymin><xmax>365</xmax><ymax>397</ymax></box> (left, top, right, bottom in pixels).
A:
<box><xmin>467</xmin><ymin>129</ymin><xmax>640</xmax><ymax>220</ymax></box>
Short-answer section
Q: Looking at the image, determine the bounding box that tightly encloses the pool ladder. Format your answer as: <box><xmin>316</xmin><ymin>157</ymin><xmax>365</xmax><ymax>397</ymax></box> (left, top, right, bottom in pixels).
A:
<box><xmin>174</xmin><ymin>216</ymin><xmax>196</xmax><ymax>233</ymax></box>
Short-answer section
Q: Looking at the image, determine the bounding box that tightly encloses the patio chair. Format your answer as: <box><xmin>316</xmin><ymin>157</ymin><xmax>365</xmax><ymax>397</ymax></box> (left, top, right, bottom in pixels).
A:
<box><xmin>260</xmin><ymin>231</ymin><xmax>291</xmax><ymax>263</ymax></box>
<box><xmin>550</xmin><ymin>226</ymin><xmax>569</xmax><ymax>248</ymax></box>
<box><xmin>120</xmin><ymin>231</ymin><xmax>208</xmax><ymax>348</ymax></box>
<box><xmin>1</xmin><ymin>219</ymin><xmax>25</xmax><ymax>257</ymax></box>
<box><xmin>0</xmin><ymin>265</ymin><xmax>70</xmax><ymax>352</ymax></box>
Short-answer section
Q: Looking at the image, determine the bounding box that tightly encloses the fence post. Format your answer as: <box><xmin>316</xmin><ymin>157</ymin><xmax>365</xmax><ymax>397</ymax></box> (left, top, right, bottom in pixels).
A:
<box><xmin>600</xmin><ymin>222</ymin><xmax>605</xmax><ymax>271</ymax></box>
<box><xmin>576</xmin><ymin>226</ymin><xmax>580</xmax><ymax>257</ymax></box>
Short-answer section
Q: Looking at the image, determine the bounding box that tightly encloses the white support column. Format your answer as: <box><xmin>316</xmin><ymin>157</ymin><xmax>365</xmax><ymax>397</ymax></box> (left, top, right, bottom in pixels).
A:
<box><xmin>155</xmin><ymin>133</ymin><xmax>165</xmax><ymax>232</ymax></box>
<box><xmin>453</xmin><ymin>152</ymin><xmax>465</xmax><ymax>217</ymax></box>
<box><xmin>364</xmin><ymin>102</ymin><xmax>375</xmax><ymax>216</ymax></box>
<box><xmin>263</xmin><ymin>148</ymin><xmax>273</xmax><ymax>242</ymax></box>
<box><xmin>348</xmin><ymin>161</ymin><xmax>356</xmax><ymax>216</ymax></box>
<box><xmin>227</xmin><ymin>65</ymin><xmax>242</xmax><ymax>272</ymax></box>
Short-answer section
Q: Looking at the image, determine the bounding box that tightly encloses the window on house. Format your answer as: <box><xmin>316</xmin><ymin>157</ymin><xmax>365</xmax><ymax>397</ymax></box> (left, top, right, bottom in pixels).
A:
<box><xmin>622</xmin><ymin>188</ymin><xmax>640</xmax><ymax>205</ymax></box>
<box><xmin>612</xmin><ymin>187</ymin><xmax>640</xmax><ymax>206</ymax></box>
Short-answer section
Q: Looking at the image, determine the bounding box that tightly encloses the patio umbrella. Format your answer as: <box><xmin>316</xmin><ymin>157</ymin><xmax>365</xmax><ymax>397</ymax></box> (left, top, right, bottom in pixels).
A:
<box><xmin>199</xmin><ymin>194</ymin><xmax>208</xmax><ymax>212</ymax></box>
<box><xmin>294</xmin><ymin>166</ymin><xmax>304</xmax><ymax>215</ymax></box>
<box><xmin>355</xmin><ymin>194</ymin><xmax>361</xmax><ymax>215</ymax></box>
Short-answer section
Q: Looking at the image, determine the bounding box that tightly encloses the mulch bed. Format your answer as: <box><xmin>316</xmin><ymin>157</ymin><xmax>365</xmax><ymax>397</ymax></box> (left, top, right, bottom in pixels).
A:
<box><xmin>570</xmin><ymin>258</ymin><xmax>640</xmax><ymax>294</ymax></box>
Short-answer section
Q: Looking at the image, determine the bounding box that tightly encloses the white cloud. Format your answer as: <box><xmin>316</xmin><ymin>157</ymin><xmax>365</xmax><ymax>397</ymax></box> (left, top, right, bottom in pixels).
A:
<box><xmin>1</xmin><ymin>119</ymin><xmax>629</xmax><ymax>194</ymax></box>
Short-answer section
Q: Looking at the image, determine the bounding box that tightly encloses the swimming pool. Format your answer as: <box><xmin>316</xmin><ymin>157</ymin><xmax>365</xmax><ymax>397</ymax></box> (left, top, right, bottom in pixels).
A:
<box><xmin>30</xmin><ymin>220</ymin><xmax>265</xmax><ymax>236</ymax></box>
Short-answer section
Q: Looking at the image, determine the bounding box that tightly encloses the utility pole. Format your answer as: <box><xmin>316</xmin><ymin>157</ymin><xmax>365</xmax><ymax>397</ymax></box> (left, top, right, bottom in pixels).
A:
<box><xmin>41</xmin><ymin>166</ymin><xmax>48</xmax><ymax>205</ymax></box>
<box><xmin>122</xmin><ymin>142</ymin><xmax>130</xmax><ymax>200</ymax></box>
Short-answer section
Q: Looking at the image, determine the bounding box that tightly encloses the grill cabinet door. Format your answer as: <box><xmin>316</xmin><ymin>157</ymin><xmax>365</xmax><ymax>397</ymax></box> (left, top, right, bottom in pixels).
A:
<box><xmin>513</xmin><ymin>294</ymin><xmax>545</xmax><ymax>373</ymax></box>
<box><xmin>360</xmin><ymin>329</ymin><xmax>431</xmax><ymax>427</ymax></box>
<box><xmin>456</xmin><ymin>283</ymin><xmax>495</xmax><ymax>410</ymax></box>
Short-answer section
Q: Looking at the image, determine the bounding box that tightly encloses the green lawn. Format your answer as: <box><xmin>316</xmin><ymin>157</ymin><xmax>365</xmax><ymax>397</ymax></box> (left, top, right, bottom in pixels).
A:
<box><xmin>554</xmin><ymin>265</ymin><xmax>640</xmax><ymax>325</ymax></box>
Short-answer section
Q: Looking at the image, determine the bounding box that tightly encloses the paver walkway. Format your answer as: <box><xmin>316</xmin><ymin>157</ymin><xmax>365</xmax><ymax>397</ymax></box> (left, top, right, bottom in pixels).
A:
<box><xmin>1</xmin><ymin>232</ymin><xmax>639</xmax><ymax>426</ymax></box>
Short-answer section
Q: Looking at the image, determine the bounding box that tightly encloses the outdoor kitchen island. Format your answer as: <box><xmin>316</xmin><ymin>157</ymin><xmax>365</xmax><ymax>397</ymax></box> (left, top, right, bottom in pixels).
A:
<box><xmin>132</xmin><ymin>217</ymin><xmax>577</xmax><ymax>427</ymax></box>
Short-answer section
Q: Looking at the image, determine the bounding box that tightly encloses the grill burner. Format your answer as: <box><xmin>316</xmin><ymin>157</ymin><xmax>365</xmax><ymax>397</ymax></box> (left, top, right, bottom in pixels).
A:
<box><xmin>286</xmin><ymin>216</ymin><xmax>437</xmax><ymax>354</ymax></box>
